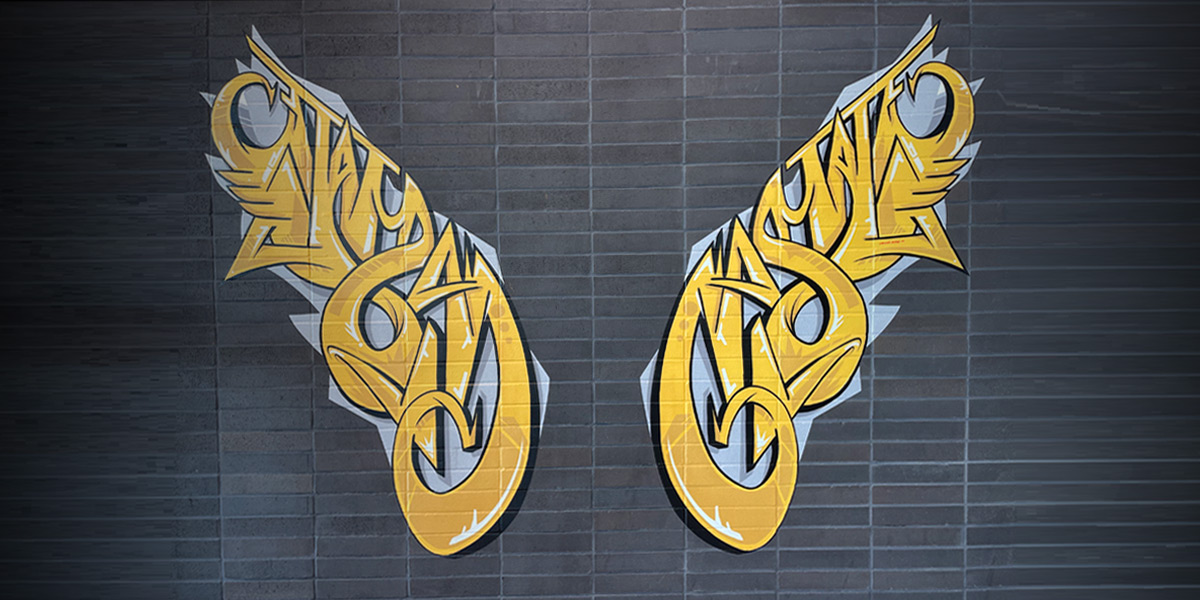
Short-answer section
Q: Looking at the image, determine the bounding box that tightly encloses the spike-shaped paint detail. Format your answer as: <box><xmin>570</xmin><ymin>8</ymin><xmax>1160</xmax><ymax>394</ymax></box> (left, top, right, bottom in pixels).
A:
<box><xmin>644</xmin><ymin>20</ymin><xmax>978</xmax><ymax>552</ymax></box>
<box><xmin>205</xmin><ymin>32</ymin><xmax>547</xmax><ymax>557</ymax></box>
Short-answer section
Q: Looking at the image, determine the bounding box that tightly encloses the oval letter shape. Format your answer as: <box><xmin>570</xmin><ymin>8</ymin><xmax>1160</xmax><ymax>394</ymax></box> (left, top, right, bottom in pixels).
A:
<box><xmin>645</xmin><ymin>20</ymin><xmax>978</xmax><ymax>552</ymax></box>
<box><xmin>206</xmin><ymin>30</ymin><xmax>546</xmax><ymax>556</ymax></box>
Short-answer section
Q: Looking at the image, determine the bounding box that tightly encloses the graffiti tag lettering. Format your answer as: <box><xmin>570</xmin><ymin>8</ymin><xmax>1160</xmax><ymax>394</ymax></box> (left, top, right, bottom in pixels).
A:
<box><xmin>643</xmin><ymin>20</ymin><xmax>980</xmax><ymax>552</ymax></box>
<box><xmin>206</xmin><ymin>30</ymin><xmax>548</xmax><ymax>556</ymax></box>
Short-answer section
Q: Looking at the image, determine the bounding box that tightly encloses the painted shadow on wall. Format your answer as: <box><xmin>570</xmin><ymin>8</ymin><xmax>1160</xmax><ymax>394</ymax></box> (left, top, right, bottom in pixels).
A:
<box><xmin>642</xmin><ymin>18</ymin><xmax>981</xmax><ymax>552</ymax></box>
<box><xmin>205</xmin><ymin>29</ymin><xmax>550</xmax><ymax>557</ymax></box>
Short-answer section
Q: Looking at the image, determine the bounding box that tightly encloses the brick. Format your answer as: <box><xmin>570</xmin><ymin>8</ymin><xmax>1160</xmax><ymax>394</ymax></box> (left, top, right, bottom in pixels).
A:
<box><xmin>5</xmin><ymin>4</ymin><xmax>1198</xmax><ymax>600</ymax></box>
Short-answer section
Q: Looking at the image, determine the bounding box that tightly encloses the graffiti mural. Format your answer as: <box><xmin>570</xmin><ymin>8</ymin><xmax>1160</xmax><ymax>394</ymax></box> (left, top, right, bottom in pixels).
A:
<box><xmin>641</xmin><ymin>19</ymin><xmax>980</xmax><ymax>551</ymax></box>
<box><xmin>205</xmin><ymin>29</ymin><xmax>549</xmax><ymax>556</ymax></box>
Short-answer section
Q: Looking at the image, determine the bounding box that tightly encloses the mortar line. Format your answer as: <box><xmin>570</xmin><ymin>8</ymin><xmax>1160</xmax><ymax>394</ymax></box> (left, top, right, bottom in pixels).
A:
<box><xmin>776</xmin><ymin>2</ymin><xmax>783</xmax><ymax>597</ymax></box>
<box><xmin>206</xmin><ymin>5</ymin><xmax>225</xmax><ymax>597</ymax></box>
<box><xmin>682</xmin><ymin>3</ymin><xmax>690</xmax><ymax>596</ymax></box>
<box><xmin>396</xmin><ymin>1</ymin><xmax>412</xmax><ymax>595</ymax></box>
<box><xmin>587</xmin><ymin>2</ymin><xmax>597</xmax><ymax>598</ymax></box>
<box><xmin>300</xmin><ymin>6</ymin><xmax>317</xmax><ymax>597</ymax></box>
<box><xmin>492</xmin><ymin>2</ymin><xmax>504</xmax><ymax>594</ymax></box>
<box><xmin>964</xmin><ymin>1</ymin><xmax>975</xmax><ymax>597</ymax></box>
<box><xmin>870</xmin><ymin>3</ymin><xmax>879</xmax><ymax>596</ymax></box>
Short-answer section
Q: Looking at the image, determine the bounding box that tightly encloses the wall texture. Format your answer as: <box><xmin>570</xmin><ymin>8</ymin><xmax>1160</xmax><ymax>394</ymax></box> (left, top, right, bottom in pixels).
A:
<box><xmin>2</xmin><ymin>1</ymin><xmax>1198</xmax><ymax>599</ymax></box>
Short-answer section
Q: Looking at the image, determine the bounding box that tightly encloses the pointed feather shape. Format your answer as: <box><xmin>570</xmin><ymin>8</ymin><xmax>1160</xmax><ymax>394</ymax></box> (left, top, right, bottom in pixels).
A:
<box><xmin>204</xmin><ymin>32</ymin><xmax>545</xmax><ymax>557</ymax></box>
<box><xmin>646</xmin><ymin>20</ymin><xmax>978</xmax><ymax>553</ymax></box>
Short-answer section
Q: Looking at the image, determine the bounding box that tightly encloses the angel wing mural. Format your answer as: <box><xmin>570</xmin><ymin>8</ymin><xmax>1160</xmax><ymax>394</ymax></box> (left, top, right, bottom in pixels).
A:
<box><xmin>204</xmin><ymin>29</ymin><xmax>549</xmax><ymax>556</ymax></box>
<box><xmin>641</xmin><ymin>19</ymin><xmax>981</xmax><ymax>551</ymax></box>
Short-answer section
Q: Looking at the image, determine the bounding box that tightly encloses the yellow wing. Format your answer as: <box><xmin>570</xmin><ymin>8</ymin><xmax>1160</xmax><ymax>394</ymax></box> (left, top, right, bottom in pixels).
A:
<box><xmin>207</xmin><ymin>34</ymin><xmax>433</xmax><ymax>289</ymax></box>
<box><xmin>751</xmin><ymin>21</ymin><xmax>979</xmax><ymax>282</ymax></box>
<box><xmin>206</xmin><ymin>30</ymin><xmax>541</xmax><ymax>557</ymax></box>
<box><xmin>650</xmin><ymin>19</ymin><xmax>980</xmax><ymax>552</ymax></box>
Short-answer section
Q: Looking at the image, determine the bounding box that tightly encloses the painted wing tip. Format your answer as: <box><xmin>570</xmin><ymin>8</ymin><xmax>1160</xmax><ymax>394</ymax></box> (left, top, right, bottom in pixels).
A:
<box><xmin>205</xmin><ymin>153</ymin><xmax>230</xmax><ymax>171</ymax></box>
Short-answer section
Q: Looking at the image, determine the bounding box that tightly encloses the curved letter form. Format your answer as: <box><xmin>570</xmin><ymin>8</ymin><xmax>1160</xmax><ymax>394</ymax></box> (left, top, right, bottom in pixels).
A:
<box><xmin>206</xmin><ymin>30</ymin><xmax>548</xmax><ymax>556</ymax></box>
<box><xmin>643</xmin><ymin>19</ymin><xmax>980</xmax><ymax>552</ymax></box>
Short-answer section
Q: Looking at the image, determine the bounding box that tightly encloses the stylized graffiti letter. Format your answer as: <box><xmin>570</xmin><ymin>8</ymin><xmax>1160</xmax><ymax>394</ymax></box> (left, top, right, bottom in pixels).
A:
<box><xmin>206</xmin><ymin>30</ymin><xmax>547</xmax><ymax>556</ymax></box>
<box><xmin>645</xmin><ymin>19</ymin><xmax>979</xmax><ymax>551</ymax></box>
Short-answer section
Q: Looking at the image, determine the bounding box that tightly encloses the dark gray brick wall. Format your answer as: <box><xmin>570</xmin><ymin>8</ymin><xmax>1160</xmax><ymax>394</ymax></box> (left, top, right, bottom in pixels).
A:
<box><xmin>1</xmin><ymin>1</ymin><xmax>1198</xmax><ymax>598</ymax></box>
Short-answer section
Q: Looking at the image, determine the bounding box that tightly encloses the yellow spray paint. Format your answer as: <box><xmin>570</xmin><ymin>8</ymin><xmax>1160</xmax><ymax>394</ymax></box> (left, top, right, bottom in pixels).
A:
<box><xmin>209</xmin><ymin>34</ymin><xmax>538</xmax><ymax>556</ymax></box>
<box><xmin>652</xmin><ymin>23</ymin><xmax>976</xmax><ymax>551</ymax></box>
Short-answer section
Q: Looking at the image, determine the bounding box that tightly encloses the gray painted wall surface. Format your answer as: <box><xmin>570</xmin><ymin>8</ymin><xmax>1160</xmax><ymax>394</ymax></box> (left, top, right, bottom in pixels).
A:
<box><xmin>2</xmin><ymin>1</ymin><xmax>1198</xmax><ymax>598</ymax></box>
